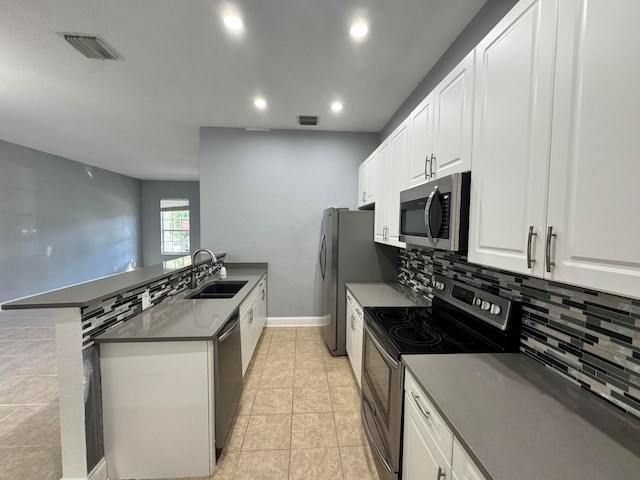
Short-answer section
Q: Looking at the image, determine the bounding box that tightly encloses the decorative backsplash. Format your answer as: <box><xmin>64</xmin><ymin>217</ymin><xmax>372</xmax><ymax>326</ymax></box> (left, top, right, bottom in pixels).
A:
<box><xmin>398</xmin><ymin>248</ymin><xmax>640</xmax><ymax>420</ymax></box>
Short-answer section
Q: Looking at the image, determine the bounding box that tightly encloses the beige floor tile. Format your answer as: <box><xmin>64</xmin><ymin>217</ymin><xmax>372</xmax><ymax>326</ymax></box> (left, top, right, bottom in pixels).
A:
<box><xmin>289</xmin><ymin>447</ymin><xmax>344</xmax><ymax>480</ymax></box>
<box><xmin>242</xmin><ymin>366</ymin><xmax>263</xmax><ymax>390</ymax></box>
<box><xmin>261</xmin><ymin>327</ymin><xmax>275</xmax><ymax>341</ymax></box>
<box><xmin>333</xmin><ymin>411</ymin><xmax>366</xmax><ymax>446</ymax></box>
<box><xmin>295</xmin><ymin>327</ymin><xmax>323</xmax><ymax>341</ymax></box>
<box><xmin>254</xmin><ymin>341</ymin><xmax>270</xmax><ymax>358</ymax></box>
<box><xmin>211</xmin><ymin>449</ymin><xmax>239</xmax><ymax>480</ymax></box>
<box><xmin>268</xmin><ymin>341</ymin><xmax>296</xmax><ymax>355</ymax></box>
<box><xmin>295</xmin><ymin>340</ymin><xmax>327</xmax><ymax>355</ymax></box>
<box><xmin>249</xmin><ymin>355</ymin><xmax>266</xmax><ymax>372</ymax></box>
<box><xmin>264</xmin><ymin>353</ymin><xmax>295</xmax><ymax>371</ymax></box>
<box><xmin>252</xmin><ymin>388</ymin><xmax>293</xmax><ymax>414</ymax></box>
<box><xmin>294</xmin><ymin>368</ymin><xmax>328</xmax><ymax>388</ymax></box>
<box><xmin>340</xmin><ymin>446</ymin><xmax>380</xmax><ymax>480</ymax></box>
<box><xmin>242</xmin><ymin>415</ymin><xmax>291</xmax><ymax>450</ymax></box>
<box><xmin>237</xmin><ymin>388</ymin><xmax>256</xmax><ymax>416</ymax></box>
<box><xmin>0</xmin><ymin>446</ymin><xmax>62</xmax><ymax>480</ymax></box>
<box><xmin>293</xmin><ymin>387</ymin><xmax>332</xmax><ymax>413</ymax></box>
<box><xmin>326</xmin><ymin>366</ymin><xmax>357</xmax><ymax>387</ymax></box>
<box><xmin>270</xmin><ymin>328</ymin><xmax>297</xmax><ymax>342</ymax></box>
<box><xmin>259</xmin><ymin>369</ymin><xmax>295</xmax><ymax>389</ymax></box>
<box><xmin>233</xmin><ymin>449</ymin><xmax>290</xmax><ymax>480</ymax></box>
<box><xmin>324</xmin><ymin>354</ymin><xmax>351</xmax><ymax>368</ymax></box>
<box><xmin>0</xmin><ymin>446</ymin><xmax>21</xmax><ymax>464</ymax></box>
<box><xmin>224</xmin><ymin>415</ymin><xmax>249</xmax><ymax>451</ymax></box>
<box><xmin>295</xmin><ymin>352</ymin><xmax>325</xmax><ymax>369</ymax></box>
<box><xmin>27</xmin><ymin>423</ymin><xmax>60</xmax><ymax>446</ymax></box>
<box><xmin>291</xmin><ymin>412</ymin><xmax>338</xmax><ymax>449</ymax></box>
<box><xmin>330</xmin><ymin>385</ymin><xmax>361</xmax><ymax>412</ymax></box>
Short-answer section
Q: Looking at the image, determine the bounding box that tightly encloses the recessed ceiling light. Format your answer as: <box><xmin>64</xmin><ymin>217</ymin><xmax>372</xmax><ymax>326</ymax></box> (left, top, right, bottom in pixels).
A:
<box><xmin>350</xmin><ymin>21</ymin><xmax>369</xmax><ymax>40</ymax></box>
<box><xmin>223</xmin><ymin>15</ymin><xmax>243</xmax><ymax>31</ymax></box>
<box><xmin>254</xmin><ymin>97</ymin><xmax>267</xmax><ymax>110</ymax></box>
<box><xmin>331</xmin><ymin>101</ymin><xmax>344</xmax><ymax>113</ymax></box>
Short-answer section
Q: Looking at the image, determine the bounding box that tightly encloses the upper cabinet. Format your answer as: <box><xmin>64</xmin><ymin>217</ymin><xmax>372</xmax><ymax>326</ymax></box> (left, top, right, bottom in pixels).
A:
<box><xmin>407</xmin><ymin>50</ymin><xmax>474</xmax><ymax>188</ymax></box>
<box><xmin>468</xmin><ymin>0</ymin><xmax>640</xmax><ymax>298</ymax></box>
<box><xmin>375</xmin><ymin>121</ymin><xmax>407</xmax><ymax>248</ymax></box>
<box><xmin>358</xmin><ymin>152</ymin><xmax>376</xmax><ymax>209</ymax></box>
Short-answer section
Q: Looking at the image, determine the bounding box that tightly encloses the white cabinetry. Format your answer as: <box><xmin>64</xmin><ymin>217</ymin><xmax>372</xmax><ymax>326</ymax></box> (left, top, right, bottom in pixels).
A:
<box><xmin>452</xmin><ymin>440</ymin><xmax>488</xmax><ymax>480</ymax></box>
<box><xmin>358</xmin><ymin>153</ymin><xmax>376</xmax><ymax>208</ymax></box>
<box><xmin>345</xmin><ymin>289</ymin><xmax>364</xmax><ymax>387</ymax></box>
<box><xmin>467</xmin><ymin>0</ymin><xmax>557</xmax><ymax>277</ymax></box>
<box><xmin>375</xmin><ymin>121</ymin><xmax>407</xmax><ymax>247</ymax></box>
<box><xmin>407</xmin><ymin>50</ymin><xmax>474</xmax><ymax>187</ymax></box>
<box><xmin>403</xmin><ymin>371</ymin><xmax>452</xmax><ymax>480</ymax></box>
<box><xmin>468</xmin><ymin>0</ymin><xmax>640</xmax><ymax>299</ymax></box>
<box><xmin>240</xmin><ymin>275</ymin><xmax>267</xmax><ymax>376</ymax></box>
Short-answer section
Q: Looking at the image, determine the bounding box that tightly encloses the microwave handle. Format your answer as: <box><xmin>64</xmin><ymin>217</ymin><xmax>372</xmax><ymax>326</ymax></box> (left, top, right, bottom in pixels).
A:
<box><xmin>424</xmin><ymin>185</ymin><xmax>439</xmax><ymax>247</ymax></box>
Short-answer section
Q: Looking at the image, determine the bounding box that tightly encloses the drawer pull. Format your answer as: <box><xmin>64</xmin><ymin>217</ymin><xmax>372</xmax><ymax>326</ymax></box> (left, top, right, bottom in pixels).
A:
<box><xmin>437</xmin><ymin>466</ymin><xmax>446</xmax><ymax>479</ymax></box>
<box><xmin>411</xmin><ymin>391</ymin><xmax>430</xmax><ymax>419</ymax></box>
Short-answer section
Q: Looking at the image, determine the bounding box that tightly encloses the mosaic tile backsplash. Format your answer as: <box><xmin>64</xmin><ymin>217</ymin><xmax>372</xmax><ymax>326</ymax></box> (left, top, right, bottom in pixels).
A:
<box><xmin>398</xmin><ymin>248</ymin><xmax>640</xmax><ymax>420</ymax></box>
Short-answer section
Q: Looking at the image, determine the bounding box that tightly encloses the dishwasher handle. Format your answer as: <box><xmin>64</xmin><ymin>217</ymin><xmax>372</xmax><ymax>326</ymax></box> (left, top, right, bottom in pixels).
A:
<box><xmin>218</xmin><ymin>315</ymin><xmax>240</xmax><ymax>343</ymax></box>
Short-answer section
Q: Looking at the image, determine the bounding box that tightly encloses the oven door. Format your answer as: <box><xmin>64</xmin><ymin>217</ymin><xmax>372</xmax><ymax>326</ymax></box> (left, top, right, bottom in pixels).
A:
<box><xmin>361</xmin><ymin>323</ymin><xmax>402</xmax><ymax>480</ymax></box>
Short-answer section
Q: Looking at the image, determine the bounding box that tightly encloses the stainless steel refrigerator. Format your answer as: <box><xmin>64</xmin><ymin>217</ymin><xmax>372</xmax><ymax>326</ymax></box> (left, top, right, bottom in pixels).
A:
<box><xmin>319</xmin><ymin>208</ymin><xmax>398</xmax><ymax>356</ymax></box>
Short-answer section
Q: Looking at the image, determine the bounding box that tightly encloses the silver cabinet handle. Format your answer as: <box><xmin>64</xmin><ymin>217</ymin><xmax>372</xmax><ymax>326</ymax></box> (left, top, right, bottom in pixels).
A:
<box><xmin>411</xmin><ymin>391</ymin><xmax>430</xmax><ymax>420</ymax></box>
<box><xmin>437</xmin><ymin>466</ymin><xmax>446</xmax><ymax>479</ymax></box>
<box><xmin>262</xmin><ymin>288</ymin><xmax>265</xmax><ymax>301</ymax></box>
<box><xmin>362</xmin><ymin>191</ymin><xmax>366</xmax><ymax>202</ymax></box>
<box><xmin>249</xmin><ymin>309</ymin><xmax>253</xmax><ymax>323</ymax></box>
<box><xmin>351</xmin><ymin>314</ymin><xmax>355</xmax><ymax>330</ymax></box>
<box><xmin>430</xmin><ymin>153</ymin><xmax>436</xmax><ymax>178</ymax></box>
<box><xmin>425</xmin><ymin>155</ymin><xmax>429</xmax><ymax>179</ymax></box>
<box><xmin>545</xmin><ymin>226</ymin><xmax>557</xmax><ymax>273</ymax></box>
<box><xmin>527</xmin><ymin>226</ymin><xmax>537</xmax><ymax>268</ymax></box>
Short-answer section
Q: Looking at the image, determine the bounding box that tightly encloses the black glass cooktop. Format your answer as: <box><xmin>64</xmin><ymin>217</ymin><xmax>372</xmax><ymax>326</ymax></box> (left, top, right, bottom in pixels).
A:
<box><xmin>365</xmin><ymin>306</ymin><xmax>501</xmax><ymax>357</ymax></box>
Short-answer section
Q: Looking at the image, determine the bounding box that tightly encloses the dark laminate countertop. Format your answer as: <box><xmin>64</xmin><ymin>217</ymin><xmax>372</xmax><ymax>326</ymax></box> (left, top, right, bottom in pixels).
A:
<box><xmin>403</xmin><ymin>353</ymin><xmax>640</xmax><ymax>480</ymax></box>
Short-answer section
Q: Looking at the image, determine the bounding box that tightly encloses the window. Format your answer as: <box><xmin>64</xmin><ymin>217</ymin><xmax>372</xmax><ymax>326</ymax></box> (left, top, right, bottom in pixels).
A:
<box><xmin>161</xmin><ymin>198</ymin><xmax>190</xmax><ymax>254</ymax></box>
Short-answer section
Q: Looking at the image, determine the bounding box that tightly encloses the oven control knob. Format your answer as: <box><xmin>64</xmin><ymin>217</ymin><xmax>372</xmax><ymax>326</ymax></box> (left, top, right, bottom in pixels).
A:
<box><xmin>481</xmin><ymin>300</ymin><xmax>491</xmax><ymax>311</ymax></box>
<box><xmin>474</xmin><ymin>297</ymin><xmax>482</xmax><ymax>307</ymax></box>
<box><xmin>490</xmin><ymin>304</ymin><xmax>502</xmax><ymax>315</ymax></box>
<box><xmin>434</xmin><ymin>281</ymin><xmax>445</xmax><ymax>291</ymax></box>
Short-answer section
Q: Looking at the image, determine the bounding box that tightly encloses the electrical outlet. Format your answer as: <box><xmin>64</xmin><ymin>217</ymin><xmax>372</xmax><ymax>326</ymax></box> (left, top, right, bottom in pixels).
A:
<box><xmin>141</xmin><ymin>290</ymin><xmax>151</xmax><ymax>310</ymax></box>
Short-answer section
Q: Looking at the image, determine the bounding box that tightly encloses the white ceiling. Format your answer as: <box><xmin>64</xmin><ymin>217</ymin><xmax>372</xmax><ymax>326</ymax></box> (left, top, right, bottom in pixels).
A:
<box><xmin>0</xmin><ymin>0</ymin><xmax>486</xmax><ymax>180</ymax></box>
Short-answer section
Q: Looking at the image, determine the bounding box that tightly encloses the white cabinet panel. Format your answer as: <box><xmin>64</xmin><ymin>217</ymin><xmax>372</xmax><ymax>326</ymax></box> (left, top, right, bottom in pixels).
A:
<box><xmin>545</xmin><ymin>0</ymin><xmax>640</xmax><ymax>298</ymax></box>
<box><xmin>388</xmin><ymin>122</ymin><xmax>408</xmax><ymax>246</ymax></box>
<box><xmin>374</xmin><ymin>141</ymin><xmax>390</xmax><ymax>243</ymax></box>
<box><xmin>452</xmin><ymin>439</ymin><xmax>488</xmax><ymax>480</ymax></box>
<box><xmin>468</xmin><ymin>0</ymin><xmax>557</xmax><ymax>276</ymax></box>
<box><xmin>240</xmin><ymin>275</ymin><xmax>267</xmax><ymax>376</ymax></box>
<box><xmin>345</xmin><ymin>290</ymin><xmax>363</xmax><ymax>387</ymax></box>
<box><xmin>358</xmin><ymin>153</ymin><xmax>376</xmax><ymax>208</ymax></box>
<box><xmin>407</xmin><ymin>93</ymin><xmax>435</xmax><ymax>188</ymax></box>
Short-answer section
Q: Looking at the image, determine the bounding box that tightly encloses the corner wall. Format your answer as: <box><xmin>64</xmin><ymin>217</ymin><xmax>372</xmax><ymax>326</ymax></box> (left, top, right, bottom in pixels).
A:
<box><xmin>0</xmin><ymin>140</ymin><xmax>142</xmax><ymax>304</ymax></box>
<box><xmin>199</xmin><ymin>127</ymin><xmax>379</xmax><ymax>317</ymax></box>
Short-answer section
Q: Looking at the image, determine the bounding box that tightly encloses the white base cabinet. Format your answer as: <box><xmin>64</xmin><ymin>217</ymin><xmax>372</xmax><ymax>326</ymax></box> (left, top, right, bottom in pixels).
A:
<box><xmin>452</xmin><ymin>439</ymin><xmax>488</xmax><ymax>480</ymax></box>
<box><xmin>240</xmin><ymin>274</ymin><xmax>267</xmax><ymax>376</ymax></box>
<box><xmin>101</xmin><ymin>341</ymin><xmax>215</xmax><ymax>479</ymax></box>
<box><xmin>345</xmin><ymin>289</ymin><xmax>364</xmax><ymax>387</ymax></box>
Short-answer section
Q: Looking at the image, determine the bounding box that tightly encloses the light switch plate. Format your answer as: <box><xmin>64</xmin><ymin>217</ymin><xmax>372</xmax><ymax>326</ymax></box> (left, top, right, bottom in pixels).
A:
<box><xmin>141</xmin><ymin>290</ymin><xmax>151</xmax><ymax>310</ymax></box>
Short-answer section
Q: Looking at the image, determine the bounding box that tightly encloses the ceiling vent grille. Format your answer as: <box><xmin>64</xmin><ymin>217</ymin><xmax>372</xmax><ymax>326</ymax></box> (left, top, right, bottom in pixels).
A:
<box><xmin>61</xmin><ymin>34</ymin><xmax>122</xmax><ymax>60</ymax></box>
<box><xmin>298</xmin><ymin>115</ymin><xmax>318</xmax><ymax>126</ymax></box>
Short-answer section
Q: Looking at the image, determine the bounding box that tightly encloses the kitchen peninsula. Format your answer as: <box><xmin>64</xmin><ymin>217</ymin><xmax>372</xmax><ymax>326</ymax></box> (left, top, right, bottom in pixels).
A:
<box><xmin>1</xmin><ymin>254</ymin><xmax>267</xmax><ymax>480</ymax></box>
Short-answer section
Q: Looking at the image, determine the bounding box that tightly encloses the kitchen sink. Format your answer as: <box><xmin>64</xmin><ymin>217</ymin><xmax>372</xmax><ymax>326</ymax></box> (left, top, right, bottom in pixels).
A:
<box><xmin>185</xmin><ymin>280</ymin><xmax>247</xmax><ymax>299</ymax></box>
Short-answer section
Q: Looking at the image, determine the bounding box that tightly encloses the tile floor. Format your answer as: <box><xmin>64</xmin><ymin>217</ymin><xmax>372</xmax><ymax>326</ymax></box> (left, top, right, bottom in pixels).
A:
<box><xmin>0</xmin><ymin>310</ymin><xmax>379</xmax><ymax>480</ymax></box>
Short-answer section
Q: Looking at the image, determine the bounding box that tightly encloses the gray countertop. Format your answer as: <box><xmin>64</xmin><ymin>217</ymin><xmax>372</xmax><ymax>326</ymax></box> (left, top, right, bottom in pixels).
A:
<box><xmin>95</xmin><ymin>268</ymin><xmax>266</xmax><ymax>343</ymax></box>
<box><xmin>1</xmin><ymin>253</ymin><xmax>226</xmax><ymax>310</ymax></box>
<box><xmin>403</xmin><ymin>353</ymin><xmax>640</xmax><ymax>480</ymax></box>
<box><xmin>345</xmin><ymin>282</ymin><xmax>430</xmax><ymax>307</ymax></box>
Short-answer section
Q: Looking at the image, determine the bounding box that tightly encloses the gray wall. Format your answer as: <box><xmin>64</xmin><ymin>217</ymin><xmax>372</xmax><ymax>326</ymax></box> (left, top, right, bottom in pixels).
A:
<box><xmin>380</xmin><ymin>0</ymin><xmax>519</xmax><ymax>139</ymax></box>
<box><xmin>0</xmin><ymin>140</ymin><xmax>142</xmax><ymax>304</ymax></box>
<box><xmin>199</xmin><ymin>128</ymin><xmax>379</xmax><ymax>317</ymax></box>
<box><xmin>141</xmin><ymin>180</ymin><xmax>201</xmax><ymax>266</ymax></box>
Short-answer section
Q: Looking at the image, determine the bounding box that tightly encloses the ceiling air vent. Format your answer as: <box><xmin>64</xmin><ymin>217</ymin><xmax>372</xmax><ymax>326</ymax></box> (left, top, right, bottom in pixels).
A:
<box><xmin>298</xmin><ymin>115</ymin><xmax>318</xmax><ymax>126</ymax></box>
<box><xmin>61</xmin><ymin>34</ymin><xmax>122</xmax><ymax>60</ymax></box>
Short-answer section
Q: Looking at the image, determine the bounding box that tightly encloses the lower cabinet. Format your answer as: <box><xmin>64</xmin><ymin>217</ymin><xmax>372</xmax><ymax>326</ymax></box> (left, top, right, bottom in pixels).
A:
<box><xmin>240</xmin><ymin>274</ymin><xmax>267</xmax><ymax>376</ymax></box>
<box><xmin>403</xmin><ymin>371</ymin><xmax>487</xmax><ymax>480</ymax></box>
<box><xmin>345</xmin><ymin>289</ymin><xmax>364</xmax><ymax>387</ymax></box>
<box><xmin>101</xmin><ymin>341</ymin><xmax>215</xmax><ymax>479</ymax></box>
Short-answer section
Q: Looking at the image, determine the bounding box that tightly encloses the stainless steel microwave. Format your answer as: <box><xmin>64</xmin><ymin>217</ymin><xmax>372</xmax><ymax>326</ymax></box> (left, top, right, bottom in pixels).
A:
<box><xmin>399</xmin><ymin>171</ymin><xmax>470</xmax><ymax>251</ymax></box>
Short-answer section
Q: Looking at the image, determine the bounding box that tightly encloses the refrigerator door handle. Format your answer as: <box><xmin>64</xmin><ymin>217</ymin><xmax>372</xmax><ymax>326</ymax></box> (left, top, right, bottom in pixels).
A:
<box><xmin>319</xmin><ymin>234</ymin><xmax>326</xmax><ymax>279</ymax></box>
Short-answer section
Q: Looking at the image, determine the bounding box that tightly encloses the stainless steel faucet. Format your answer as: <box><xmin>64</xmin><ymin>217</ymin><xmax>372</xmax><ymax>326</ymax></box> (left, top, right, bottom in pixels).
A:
<box><xmin>190</xmin><ymin>248</ymin><xmax>218</xmax><ymax>289</ymax></box>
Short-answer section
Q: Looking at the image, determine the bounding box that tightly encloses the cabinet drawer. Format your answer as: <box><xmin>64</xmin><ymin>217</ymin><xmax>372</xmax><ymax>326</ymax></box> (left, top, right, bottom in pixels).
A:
<box><xmin>453</xmin><ymin>439</ymin><xmax>488</xmax><ymax>480</ymax></box>
<box><xmin>404</xmin><ymin>371</ymin><xmax>453</xmax><ymax>463</ymax></box>
<box><xmin>346</xmin><ymin>290</ymin><xmax>364</xmax><ymax>325</ymax></box>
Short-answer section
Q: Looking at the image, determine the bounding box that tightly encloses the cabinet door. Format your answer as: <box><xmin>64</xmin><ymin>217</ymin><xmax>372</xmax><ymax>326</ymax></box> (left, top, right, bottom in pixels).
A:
<box><xmin>353</xmin><ymin>312</ymin><xmax>363</xmax><ymax>388</ymax></box>
<box><xmin>358</xmin><ymin>161</ymin><xmax>367</xmax><ymax>208</ymax></box>
<box><xmin>407</xmin><ymin>93</ymin><xmax>435</xmax><ymax>188</ymax></box>
<box><xmin>467</xmin><ymin>0</ymin><xmax>557</xmax><ymax>276</ymax></box>
<box><xmin>545</xmin><ymin>0</ymin><xmax>640</xmax><ymax>298</ymax></box>
<box><xmin>452</xmin><ymin>440</ymin><xmax>488</xmax><ymax>480</ymax></box>
<box><xmin>364</xmin><ymin>155</ymin><xmax>376</xmax><ymax>204</ymax></box>
<box><xmin>240</xmin><ymin>308</ymin><xmax>252</xmax><ymax>377</ymax></box>
<box><xmin>433</xmin><ymin>50</ymin><xmax>474</xmax><ymax>178</ymax></box>
<box><xmin>374</xmin><ymin>142</ymin><xmax>390</xmax><ymax>243</ymax></box>
<box><xmin>345</xmin><ymin>299</ymin><xmax>355</xmax><ymax>365</ymax></box>
<box><xmin>402</xmin><ymin>392</ymin><xmax>449</xmax><ymax>480</ymax></box>
<box><xmin>388</xmin><ymin>121</ymin><xmax>408</xmax><ymax>247</ymax></box>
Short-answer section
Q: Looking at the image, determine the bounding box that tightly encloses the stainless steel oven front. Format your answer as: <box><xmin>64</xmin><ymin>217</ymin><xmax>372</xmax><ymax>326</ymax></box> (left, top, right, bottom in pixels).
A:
<box><xmin>361</xmin><ymin>321</ymin><xmax>403</xmax><ymax>480</ymax></box>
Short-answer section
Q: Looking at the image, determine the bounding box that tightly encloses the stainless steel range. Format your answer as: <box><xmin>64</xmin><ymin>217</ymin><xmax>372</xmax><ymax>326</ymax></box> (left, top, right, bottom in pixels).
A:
<box><xmin>361</xmin><ymin>274</ymin><xmax>520</xmax><ymax>480</ymax></box>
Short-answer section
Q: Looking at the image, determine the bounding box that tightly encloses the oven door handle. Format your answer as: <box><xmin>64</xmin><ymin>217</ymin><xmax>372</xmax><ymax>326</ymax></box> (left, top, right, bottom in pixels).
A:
<box><xmin>361</xmin><ymin>400</ymin><xmax>393</xmax><ymax>474</ymax></box>
<box><xmin>366</xmin><ymin>324</ymin><xmax>399</xmax><ymax>369</ymax></box>
<box><xmin>424</xmin><ymin>185</ymin><xmax>439</xmax><ymax>247</ymax></box>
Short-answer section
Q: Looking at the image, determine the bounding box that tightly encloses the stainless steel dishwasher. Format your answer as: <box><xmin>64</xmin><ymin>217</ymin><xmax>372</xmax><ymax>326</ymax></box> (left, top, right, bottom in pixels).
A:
<box><xmin>214</xmin><ymin>310</ymin><xmax>242</xmax><ymax>457</ymax></box>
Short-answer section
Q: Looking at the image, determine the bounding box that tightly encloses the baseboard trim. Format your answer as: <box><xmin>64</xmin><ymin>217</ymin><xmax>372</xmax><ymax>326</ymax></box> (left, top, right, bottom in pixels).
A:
<box><xmin>86</xmin><ymin>458</ymin><xmax>108</xmax><ymax>480</ymax></box>
<box><xmin>266</xmin><ymin>316</ymin><xmax>324</xmax><ymax>327</ymax></box>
